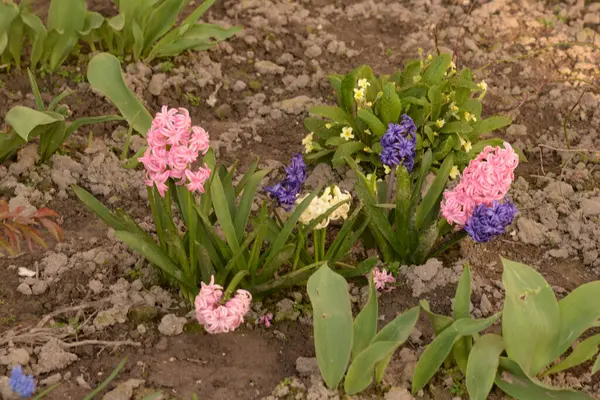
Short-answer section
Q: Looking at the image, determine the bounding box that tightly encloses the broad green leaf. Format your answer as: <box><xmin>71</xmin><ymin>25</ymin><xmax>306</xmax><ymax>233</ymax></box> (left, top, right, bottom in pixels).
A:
<box><xmin>412</xmin><ymin>314</ymin><xmax>500</xmax><ymax>393</ymax></box>
<box><xmin>592</xmin><ymin>355</ymin><xmax>600</xmax><ymax>375</ymax></box>
<box><xmin>469</xmin><ymin>115</ymin><xmax>512</xmax><ymax>140</ymax></box>
<box><xmin>132</xmin><ymin>20</ymin><xmax>144</xmax><ymax>61</ymax></box>
<box><xmin>332</xmin><ymin>141</ymin><xmax>364</xmax><ymax>168</ymax></box>
<box><xmin>352</xmin><ymin>275</ymin><xmax>378</xmax><ymax>358</ymax></box>
<box><xmin>454</xmin><ymin>265</ymin><xmax>471</xmax><ymax>320</ymax></box>
<box><xmin>48</xmin><ymin>0</ymin><xmax>86</xmax><ymax>32</ymax></box>
<box><xmin>304</xmin><ymin>117</ymin><xmax>336</xmax><ymax>139</ymax></box>
<box><xmin>309</xmin><ymin>105</ymin><xmax>353</xmax><ymax>126</ymax></box>
<box><xmin>463</xmin><ymin>99</ymin><xmax>482</xmax><ymax>120</ymax></box>
<box><xmin>428</xmin><ymin>85</ymin><xmax>443</xmax><ymax>120</ymax></box>
<box><xmin>142</xmin><ymin>0</ymin><xmax>186</xmax><ymax>54</ymax></box>
<box><xmin>0</xmin><ymin>3</ymin><xmax>19</xmax><ymax>34</ymax></box>
<box><xmin>373</xmin><ymin>306</ymin><xmax>421</xmax><ymax>383</ymax></box>
<box><xmin>413</xmin><ymin>219</ymin><xmax>439</xmax><ymax>265</ymax></box>
<box><xmin>0</xmin><ymin>133</ymin><xmax>26</xmax><ymax>163</ymax></box>
<box><xmin>543</xmin><ymin>334</ymin><xmax>600</xmax><ymax>376</ymax></box>
<box><xmin>433</xmin><ymin>136</ymin><xmax>456</xmax><ymax>161</ymax></box>
<box><xmin>87</xmin><ymin>53</ymin><xmax>153</xmax><ymax>136</ymax></box>
<box><xmin>440</xmin><ymin>121</ymin><xmax>473</xmax><ymax>134</ymax></box>
<box><xmin>452</xmin><ymin>264</ymin><xmax>473</xmax><ymax>372</ymax></box>
<box><xmin>0</xmin><ymin>32</ymin><xmax>7</xmax><ymax>55</ymax></box>
<box><xmin>495</xmin><ymin>358</ymin><xmax>594</xmax><ymax>400</ymax></box>
<box><xmin>501</xmin><ymin>258</ymin><xmax>560</xmax><ymax>376</ymax></box>
<box><xmin>380</xmin><ymin>82</ymin><xmax>401</xmax><ymax>125</ymax></box>
<box><xmin>466</xmin><ymin>334</ymin><xmax>504</xmax><ymax>400</ymax></box>
<box><xmin>307</xmin><ymin>264</ymin><xmax>353</xmax><ymax>389</ymax></box>
<box><xmin>401</xmin><ymin>60</ymin><xmax>422</xmax><ymax>86</ymax></box>
<box><xmin>422</xmin><ymin>53</ymin><xmax>452</xmax><ymax>84</ymax></box>
<box><xmin>79</xmin><ymin>11</ymin><xmax>104</xmax><ymax>35</ymax></box>
<box><xmin>420</xmin><ymin>300</ymin><xmax>453</xmax><ymax>334</ymax></box>
<box><xmin>345</xmin><ymin>341</ymin><xmax>398</xmax><ymax>395</ymax></box>
<box><xmin>357</xmin><ymin>108</ymin><xmax>386</xmax><ymax>137</ymax></box>
<box><xmin>555</xmin><ymin>281</ymin><xmax>600</xmax><ymax>361</ymax></box>
<box><xmin>8</xmin><ymin>16</ymin><xmax>24</xmax><ymax>68</ymax></box>
<box><xmin>394</xmin><ymin>166</ymin><xmax>411</xmax><ymax>260</ymax></box>
<box><xmin>48</xmin><ymin>33</ymin><xmax>78</xmax><ymax>71</ymax></box>
<box><xmin>5</xmin><ymin>106</ymin><xmax>65</xmax><ymax>142</ymax></box>
<box><xmin>415</xmin><ymin>153</ymin><xmax>453</xmax><ymax>230</ymax></box>
<box><xmin>146</xmin><ymin>23</ymin><xmax>241</xmax><ymax>61</ymax></box>
<box><xmin>340</xmin><ymin>70</ymin><xmax>357</xmax><ymax>114</ymax></box>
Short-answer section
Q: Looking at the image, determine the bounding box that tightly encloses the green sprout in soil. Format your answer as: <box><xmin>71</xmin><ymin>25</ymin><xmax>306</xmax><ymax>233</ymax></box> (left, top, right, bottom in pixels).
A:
<box><xmin>184</xmin><ymin>92</ymin><xmax>201</xmax><ymax>107</ymax></box>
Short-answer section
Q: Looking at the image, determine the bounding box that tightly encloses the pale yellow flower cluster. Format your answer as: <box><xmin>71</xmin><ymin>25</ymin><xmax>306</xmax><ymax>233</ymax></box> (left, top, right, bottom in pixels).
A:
<box><xmin>297</xmin><ymin>185</ymin><xmax>351</xmax><ymax>229</ymax></box>
<box><xmin>353</xmin><ymin>78</ymin><xmax>373</xmax><ymax>109</ymax></box>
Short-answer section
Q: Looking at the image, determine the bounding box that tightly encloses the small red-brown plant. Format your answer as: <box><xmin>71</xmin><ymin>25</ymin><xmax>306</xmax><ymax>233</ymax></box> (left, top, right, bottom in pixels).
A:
<box><xmin>0</xmin><ymin>199</ymin><xmax>63</xmax><ymax>256</ymax></box>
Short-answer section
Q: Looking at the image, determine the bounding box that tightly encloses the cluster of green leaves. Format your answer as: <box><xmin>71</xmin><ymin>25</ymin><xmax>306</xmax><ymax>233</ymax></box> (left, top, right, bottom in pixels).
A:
<box><xmin>86</xmin><ymin>0</ymin><xmax>241</xmax><ymax>62</ymax></box>
<box><xmin>0</xmin><ymin>69</ymin><xmax>122</xmax><ymax>163</ymax></box>
<box><xmin>303</xmin><ymin>53</ymin><xmax>511</xmax><ymax>172</ymax></box>
<box><xmin>76</xmin><ymin>53</ymin><xmax>372</xmax><ymax>300</ymax></box>
<box><xmin>413</xmin><ymin>258</ymin><xmax>600</xmax><ymax>400</ymax></box>
<box><xmin>0</xmin><ymin>0</ymin><xmax>91</xmax><ymax>71</ymax></box>
<box><xmin>346</xmin><ymin>151</ymin><xmax>461</xmax><ymax>265</ymax></box>
<box><xmin>0</xmin><ymin>199</ymin><xmax>63</xmax><ymax>257</ymax></box>
<box><xmin>306</xmin><ymin>264</ymin><xmax>420</xmax><ymax>394</ymax></box>
<box><xmin>0</xmin><ymin>0</ymin><xmax>240</xmax><ymax>71</ymax></box>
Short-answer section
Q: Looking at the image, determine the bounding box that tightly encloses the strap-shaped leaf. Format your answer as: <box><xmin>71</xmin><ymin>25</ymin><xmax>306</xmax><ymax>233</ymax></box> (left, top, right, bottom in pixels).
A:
<box><xmin>307</xmin><ymin>264</ymin><xmax>353</xmax><ymax>390</ymax></box>
<box><xmin>502</xmin><ymin>258</ymin><xmax>560</xmax><ymax>376</ymax></box>
<box><xmin>466</xmin><ymin>334</ymin><xmax>505</xmax><ymax>400</ymax></box>
<box><xmin>495</xmin><ymin>357</ymin><xmax>594</xmax><ymax>400</ymax></box>
<box><xmin>87</xmin><ymin>53</ymin><xmax>153</xmax><ymax>136</ymax></box>
<box><xmin>412</xmin><ymin>314</ymin><xmax>500</xmax><ymax>394</ymax></box>
<box><xmin>352</xmin><ymin>274</ymin><xmax>378</xmax><ymax>358</ymax></box>
<box><xmin>415</xmin><ymin>153</ymin><xmax>453</xmax><ymax>230</ymax></box>
<box><xmin>543</xmin><ymin>334</ymin><xmax>600</xmax><ymax>376</ymax></box>
<box><xmin>309</xmin><ymin>105</ymin><xmax>353</xmax><ymax>126</ymax></box>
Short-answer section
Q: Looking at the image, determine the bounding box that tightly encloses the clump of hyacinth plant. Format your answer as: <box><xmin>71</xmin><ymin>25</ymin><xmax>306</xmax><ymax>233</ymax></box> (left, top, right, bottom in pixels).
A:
<box><xmin>346</xmin><ymin>135</ymin><xmax>519</xmax><ymax>266</ymax></box>
<box><xmin>75</xmin><ymin>107</ymin><xmax>375</xmax><ymax>334</ymax></box>
<box><xmin>263</xmin><ymin>157</ymin><xmax>377</xmax><ymax>278</ymax></box>
<box><xmin>436</xmin><ymin>142</ymin><xmax>519</xmax><ymax>251</ymax></box>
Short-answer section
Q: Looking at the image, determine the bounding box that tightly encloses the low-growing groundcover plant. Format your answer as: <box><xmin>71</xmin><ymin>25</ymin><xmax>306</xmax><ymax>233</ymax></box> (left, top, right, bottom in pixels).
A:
<box><xmin>302</xmin><ymin>52</ymin><xmax>512</xmax><ymax>173</ymax></box>
<box><xmin>413</xmin><ymin>258</ymin><xmax>600</xmax><ymax>400</ymax></box>
<box><xmin>307</xmin><ymin>264</ymin><xmax>420</xmax><ymax>394</ymax></box>
<box><xmin>0</xmin><ymin>0</ymin><xmax>240</xmax><ymax>70</ymax></box>
<box><xmin>0</xmin><ymin>69</ymin><xmax>122</xmax><ymax>163</ymax></box>
<box><xmin>0</xmin><ymin>198</ymin><xmax>63</xmax><ymax>257</ymax></box>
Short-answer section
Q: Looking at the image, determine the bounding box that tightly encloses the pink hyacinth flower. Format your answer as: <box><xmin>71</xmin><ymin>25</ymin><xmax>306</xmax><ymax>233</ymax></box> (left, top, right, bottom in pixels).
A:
<box><xmin>139</xmin><ymin>106</ymin><xmax>212</xmax><ymax>197</ymax></box>
<box><xmin>194</xmin><ymin>276</ymin><xmax>253</xmax><ymax>334</ymax></box>
<box><xmin>371</xmin><ymin>267</ymin><xmax>396</xmax><ymax>291</ymax></box>
<box><xmin>441</xmin><ymin>142</ymin><xmax>518</xmax><ymax>226</ymax></box>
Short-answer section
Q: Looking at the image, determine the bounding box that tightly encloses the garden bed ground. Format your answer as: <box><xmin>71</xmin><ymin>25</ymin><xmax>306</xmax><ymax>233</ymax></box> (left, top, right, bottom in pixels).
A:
<box><xmin>1</xmin><ymin>0</ymin><xmax>599</xmax><ymax>399</ymax></box>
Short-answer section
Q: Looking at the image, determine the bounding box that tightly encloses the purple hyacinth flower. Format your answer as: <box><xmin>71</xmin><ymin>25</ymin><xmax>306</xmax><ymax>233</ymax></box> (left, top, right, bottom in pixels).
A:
<box><xmin>465</xmin><ymin>201</ymin><xmax>518</xmax><ymax>243</ymax></box>
<box><xmin>379</xmin><ymin>115</ymin><xmax>417</xmax><ymax>172</ymax></box>
<box><xmin>265</xmin><ymin>154</ymin><xmax>307</xmax><ymax>210</ymax></box>
<box><xmin>9</xmin><ymin>365</ymin><xmax>36</xmax><ymax>398</ymax></box>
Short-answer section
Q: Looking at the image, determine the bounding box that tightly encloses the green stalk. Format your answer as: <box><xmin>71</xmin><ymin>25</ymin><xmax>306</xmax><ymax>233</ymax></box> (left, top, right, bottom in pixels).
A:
<box><xmin>186</xmin><ymin>190</ymin><xmax>197</xmax><ymax>284</ymax></box>
<box><xmin>313</xmin><ymin>230</ymin><xmax>320</xmax><ymax>263</ymax></box>
<box><xmin>318</xmin><ymin>228</ymin><xmax>326</xmax><ymax>262</ymax></box>
<box><xmin>223</xmin><ymin>270</ymin><xmax>249</xmax><ymax>300</ymax></box>
<box><xmin>146</xmin><ymin>187</ymin><xmax>166</xmax><ymax>250</ymax></box>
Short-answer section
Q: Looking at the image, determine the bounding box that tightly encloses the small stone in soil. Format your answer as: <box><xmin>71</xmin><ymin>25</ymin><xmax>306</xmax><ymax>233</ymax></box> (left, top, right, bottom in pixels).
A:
<box><xmin>158</xmin><ymin>314</ymin><xmax>187</xmax><ymax>336</ymax></box>
<box><xmin>17</xmin><ymin>282</ymin><xmax>32</xmax><ymax>296</ymax></box>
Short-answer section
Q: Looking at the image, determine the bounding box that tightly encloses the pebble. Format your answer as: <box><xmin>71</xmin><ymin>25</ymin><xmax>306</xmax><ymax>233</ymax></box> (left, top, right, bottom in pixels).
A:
<box><xmin>32</xmin><ymin>280</ymin><xmax>48</xmax><ymax>295</ymax></box>
<box><xmin>158</xmin><ymin>314</ymin><xmax>187</xmax><ymax>336</ymax></box>
<box><xmin>17</xmin><ymin>282</ymin><xmax>32</xmax><ymax>296</ymax></box>
<box><xmin>255</xmin><ymin>60</ymin><xmax>285</xmax><ymax>75</ymax></box>
<box><xmin>233</xmin><ymin>80</ymin><xmax>247</xmax><ymax>92</ymax></box>
<box><xmin>304</xmin><ymin>44</ymin><xmax>322</xmax><ymax>59</ymax></box>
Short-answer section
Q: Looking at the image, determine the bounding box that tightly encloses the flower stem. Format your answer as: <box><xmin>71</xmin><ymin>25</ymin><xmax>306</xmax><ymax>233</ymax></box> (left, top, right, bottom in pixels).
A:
<box><xmin>223</xmin><ymin>270</ymin><xmax>249</xmax><ymax>300</ymax></box>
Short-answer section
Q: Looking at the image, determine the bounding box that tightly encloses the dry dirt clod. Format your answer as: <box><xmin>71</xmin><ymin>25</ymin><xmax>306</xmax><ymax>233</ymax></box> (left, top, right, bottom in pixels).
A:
<box><xmin>158</xmin><ymin>314</ymin><xmax>187</xmax><ymax>336</ymax></box>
